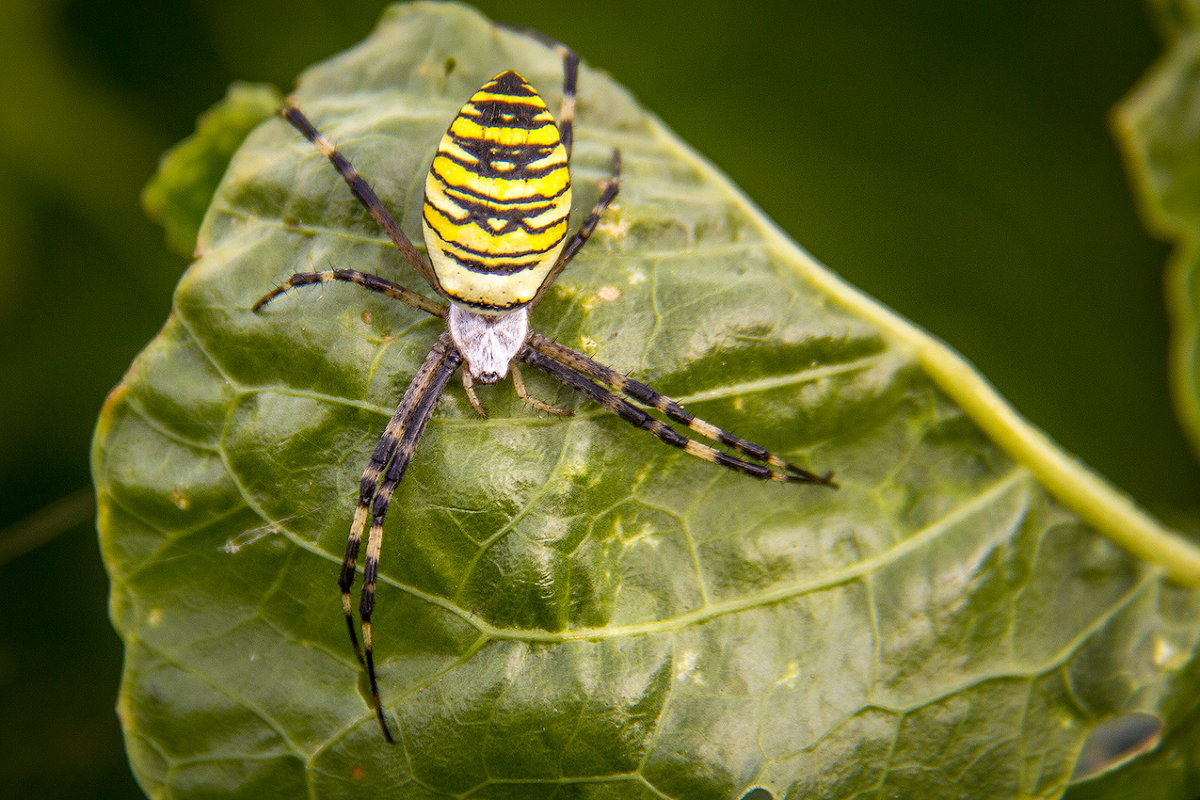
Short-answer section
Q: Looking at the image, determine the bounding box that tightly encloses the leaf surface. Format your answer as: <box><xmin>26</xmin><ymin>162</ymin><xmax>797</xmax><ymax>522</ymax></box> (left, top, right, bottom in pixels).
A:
<box><xmin>141</xmin><ymin>82</ymin><xmax>282</xmax><ymax>257</ymax></box>
<box><xmin>94</xmin><ymin>3</ymin><xmax>1200</xmax><ymax>798</ymax></box>
<box><xmin>1114</xmin><ymin>7</ymin><xmax>1200</xmax><ymax>467</ymax></box>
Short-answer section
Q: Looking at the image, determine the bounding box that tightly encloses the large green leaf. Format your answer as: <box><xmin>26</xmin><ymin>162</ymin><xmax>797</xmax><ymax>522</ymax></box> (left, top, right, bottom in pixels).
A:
<box><xmin>141</xmin><ymin>82</ymin><xmax>282</xmax><ymax>258</ymax></box>
<box><xmin>1115</xmin><ymin>3</ymin><xmax>1200</xmax><ymax>466</ymax></box>
<box><xmin>93</xmin><ymin>2</ymin><xmax>1200</xmax><ymax>798</ymax></box>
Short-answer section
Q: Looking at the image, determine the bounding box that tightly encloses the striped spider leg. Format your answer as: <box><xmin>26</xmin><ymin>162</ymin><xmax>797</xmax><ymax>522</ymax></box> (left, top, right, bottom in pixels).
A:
<box><xmin>254</xmin><ymin>27</ymin><xmax>834</xmax><ymax>744</ymax></box>
<box><xmin>523</xmin><ymin>334</ymin><xmax>836</xmax><ymax>486</ymax></box>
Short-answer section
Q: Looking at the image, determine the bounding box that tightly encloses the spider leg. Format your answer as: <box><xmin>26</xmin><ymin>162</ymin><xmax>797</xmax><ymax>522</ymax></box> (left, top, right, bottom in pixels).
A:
<box><xmin>522</xmin><ymin>337</ymin><xmax>836</xmax><ymax>486</ymax></box>
<box><xmin>461</xmin><ymin>370</ymin><xmax>489</xmax><ymax>418</ymax></box>
<box><xmin>466</xmin><ymin>361</ymin><xmax>570</xmax><ymax>418</ymax></box>
<box><xmin>496</xmin><ymin>22</ymin><xmax>579</xmax><ymax>157</ymax></box>
<box><xmin>510</xmin><ymin>362</ymin><xmax>572</xmax><ymax>416</ymax></box>
<box><xmin>497</xmin><ymin>23</ymin><xmax>621</xmax><ymax>310</ymax></box>
<box><xmin>279</xmin><ymin>103</ymin><xmax>444</xmax><ymax>296</ymax></box>
<box><xmin>336</xmin><ymin>334</ymin><xmax>456</xmax><ymax>671</ymax></box>
<box><xmin>253</xmin><ymin>267</ymin><xmax>447</xmax><ymax>318</ymax></box>
<box><xmin>358</xmin><ymin>334</ymin><xmax>463</xmax><ymax>744</ymax></box>
<box><xmin>529</xmin><ymin>150</ymin><xmax>622</xmax><ymax>310</ymax></box>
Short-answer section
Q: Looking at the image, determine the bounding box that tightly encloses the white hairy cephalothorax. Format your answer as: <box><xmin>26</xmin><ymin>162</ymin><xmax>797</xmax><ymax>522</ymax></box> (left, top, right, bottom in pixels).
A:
<box><xmin>446</xmin><ymin>303</ymin><xmax>530</xmax><ymax>383</ymax></box>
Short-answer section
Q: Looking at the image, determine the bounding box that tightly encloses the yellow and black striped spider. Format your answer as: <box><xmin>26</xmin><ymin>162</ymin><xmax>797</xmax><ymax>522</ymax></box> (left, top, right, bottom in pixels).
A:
<box><xmin>254</xmin><ymin>26</ymin><xmax>836</xmax><ymax>743</ymax></box>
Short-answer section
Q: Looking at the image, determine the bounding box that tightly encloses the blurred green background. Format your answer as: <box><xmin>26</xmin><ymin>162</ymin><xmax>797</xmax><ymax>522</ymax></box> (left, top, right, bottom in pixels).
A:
<box><xmin>2</xmin><ymin>0</ymin><xmax>1196</xmax><ymax>796</ymax></box>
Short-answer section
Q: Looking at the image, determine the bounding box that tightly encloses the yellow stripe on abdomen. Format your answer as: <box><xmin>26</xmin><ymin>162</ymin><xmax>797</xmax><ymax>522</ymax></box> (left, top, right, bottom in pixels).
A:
<box><xmin>422</xmin><ymin>70</ymin><xmax>572</xmax><ymax>313</ymax></box>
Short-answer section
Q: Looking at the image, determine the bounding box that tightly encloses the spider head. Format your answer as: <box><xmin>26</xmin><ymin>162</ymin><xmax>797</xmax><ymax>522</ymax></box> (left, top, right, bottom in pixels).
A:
<box><xmin>447</xmin><ymin>304</ymin><xmax>529</xmax><ymax>384</ymax></box>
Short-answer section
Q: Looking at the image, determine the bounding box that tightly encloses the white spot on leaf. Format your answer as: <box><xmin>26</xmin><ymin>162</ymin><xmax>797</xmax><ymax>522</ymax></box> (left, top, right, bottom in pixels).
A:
<box><xmin>1153</xmin><ymin>636</ymin><xmax>1186</xmax><ymax>670</ymax></box>
<box><xmin>774</xmin><ymin>660</ymin><xmax>800</xmax><ymax>688</ymax></box>
<box><xmin>675</xmin><ymin>650</ymin><xmax>703</xmax><ymax>684</ymax></box>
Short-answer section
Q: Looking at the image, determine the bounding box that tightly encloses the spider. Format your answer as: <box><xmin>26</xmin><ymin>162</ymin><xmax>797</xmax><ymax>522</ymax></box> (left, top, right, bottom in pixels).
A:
<box><xmin>253</xmin><ymin>25</ymin><xmax>837</xmax><ymax>743</ymax></box>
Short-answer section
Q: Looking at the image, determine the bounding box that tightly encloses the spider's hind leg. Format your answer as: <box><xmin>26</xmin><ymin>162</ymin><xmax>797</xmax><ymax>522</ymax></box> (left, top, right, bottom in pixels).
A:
<box><xmin>529</xmin><ymin>150</ymin><xmax>621</xmax><ymax>310</ymax></box>
<box><xmin>277</xmin><ymin>103</ymin><xmax>442</xmax><ymax>294</ymax></box>
<box><xmin>496</xmin><ymin>22</ymin><xmax>579</xmax><ymax>156</ymax></box>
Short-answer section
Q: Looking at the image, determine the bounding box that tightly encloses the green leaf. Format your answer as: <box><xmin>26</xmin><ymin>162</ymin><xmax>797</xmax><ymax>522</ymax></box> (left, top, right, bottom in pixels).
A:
<box><xmin>94</xmin><ymin>3</ymin><xmax>1200</xmax><ymax>798</ymax></box>
<box><xmin>142</xmin><ymin>82</ymin><xmax>282</xmax><ymax>257</ymax></box>
<box><xmin>1114</xmin><ymin>13</ymin><xmax>1200</xmax><ymax>465</ymax></box>
<box><xmin>1143</xmin><ymin>0</ymin><xmax>1200</xmax><ymax>40</ymax></box>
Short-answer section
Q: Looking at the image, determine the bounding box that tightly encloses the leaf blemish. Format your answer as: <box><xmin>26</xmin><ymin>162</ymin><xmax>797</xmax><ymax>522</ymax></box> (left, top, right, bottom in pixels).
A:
<box><xmin>220</xmin><ymin>523</ymin><xmax>279</xmax><ymax>554</ymax></box>
<box><xmin>774</xmin><ymin>660</ymin><xmax>800</xmax><ymax>688</ymax></box>
<box><xmin>596</xmin><ymin>214</ymin><xmax>629</xmax><ymax>239</ymax></box>
<box><xmin>675</xmin><ymin>650</ymin><xmax>702</xmax><ymax>684</ymax></box>
<box><xmin>1153</xmin><ymin>636</ymin><xmax>1186</xmax><ymax>670</ymax></box>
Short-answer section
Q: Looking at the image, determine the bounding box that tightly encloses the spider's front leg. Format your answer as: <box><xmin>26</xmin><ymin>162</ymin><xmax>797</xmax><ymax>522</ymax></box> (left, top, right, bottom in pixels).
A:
<box><xmin>522</xmin><ymin>334</ymin><xmax>836</xmax><ymax>487</ymax></box>
<box><xmin>337</xmin><ymin>333</ymin><xmax>463</xmax><ymax>744</ymax></box>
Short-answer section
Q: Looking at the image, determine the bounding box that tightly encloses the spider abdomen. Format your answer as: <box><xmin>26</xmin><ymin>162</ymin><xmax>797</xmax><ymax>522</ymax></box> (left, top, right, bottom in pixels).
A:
<box><xmin>423</xmin><ymin>70</ymin><xmax>572</xmax><ymax>314</ymax></box>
